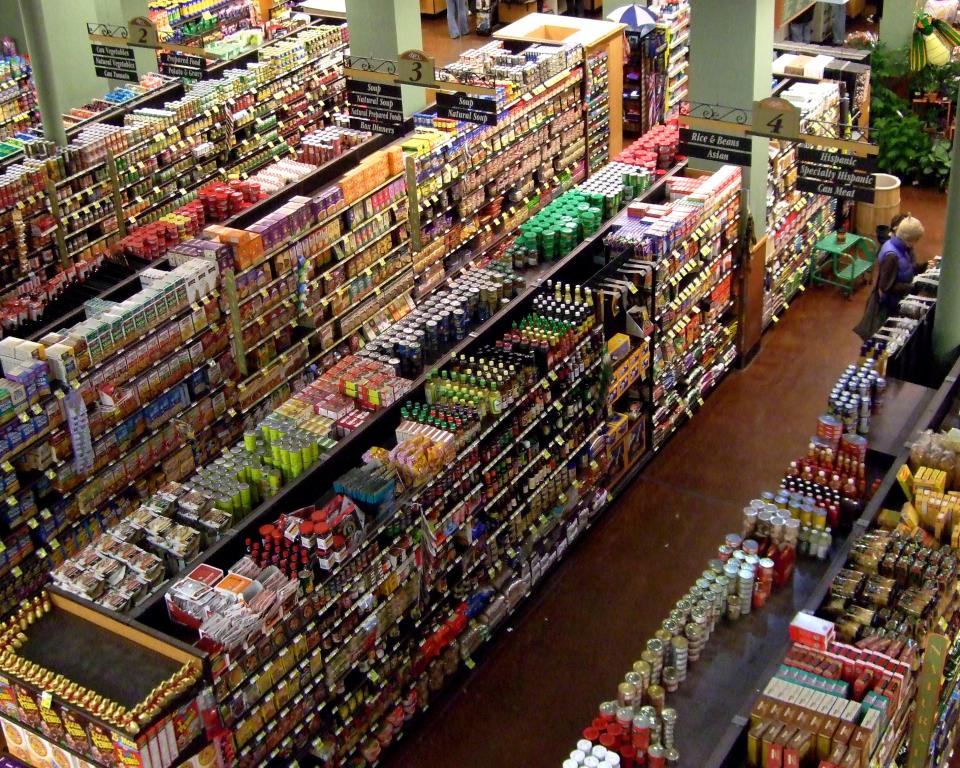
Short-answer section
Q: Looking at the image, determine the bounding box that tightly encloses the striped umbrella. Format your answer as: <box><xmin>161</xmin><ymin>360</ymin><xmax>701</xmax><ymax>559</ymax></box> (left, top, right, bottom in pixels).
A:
<box><xmin>606</xmin><ymin>4</ymin><xmax>659</xmax><ymax>34</ymax></box>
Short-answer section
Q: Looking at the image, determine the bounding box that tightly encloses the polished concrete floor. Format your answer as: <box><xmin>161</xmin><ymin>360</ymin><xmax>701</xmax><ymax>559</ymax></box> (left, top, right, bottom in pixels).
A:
<box><xmin>378</xmin><ymin>17</ymin><xmax>950</xmax><ymax>767</ymax></box>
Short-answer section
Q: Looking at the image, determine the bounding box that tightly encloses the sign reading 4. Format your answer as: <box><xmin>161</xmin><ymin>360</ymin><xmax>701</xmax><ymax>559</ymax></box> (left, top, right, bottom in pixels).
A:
<box><xmin>751</xmin><ymin>96</ymin><xmax>801</xmax><ymax>140</ymax></box>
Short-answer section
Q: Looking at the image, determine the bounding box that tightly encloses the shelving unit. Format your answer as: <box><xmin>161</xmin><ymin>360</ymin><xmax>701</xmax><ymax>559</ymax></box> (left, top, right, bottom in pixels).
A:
<box><xmin>763</xmin><ymin>80</ymin><xmax>841</xmax><ymax>328</ymax></box>
<box><xmin>0</xmin><ymin>25</ymin><xmax>350</xmax><ymax>349</ymax></box>
<box><xmin>600</xmin><ymin>168</ymin><xmax>741</xmax><ymax>450</ymax></box>
<box><xmin>407</xmin><ymin>67</ymin><xmax>587</xmax><ymax>301</ymax></box>
<box><xmin>0</xmin><ymin>57</ymin><xmax>40</xmax><ymax>143</ymax></box>
<box><xmin>0</xmin><ymin>17</ymin><xmax>664</xmax><ymax>768</ymax></box>
<box><xmin>622</xmin><ymin>25</ymin><xmax>668</xmax><ymax>137</ymax></box>
<box><xmin>660</xmin><ymin>1</ymin><xmax>691</xmax><ymax>116</ymax></box>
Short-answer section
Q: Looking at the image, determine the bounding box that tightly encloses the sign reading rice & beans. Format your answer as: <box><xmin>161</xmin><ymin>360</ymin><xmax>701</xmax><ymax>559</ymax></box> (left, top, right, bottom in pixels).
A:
<box><xmin>678</xmin><ymin>127</ymin><xmax>751</xmax><ymax>166</ymax></box>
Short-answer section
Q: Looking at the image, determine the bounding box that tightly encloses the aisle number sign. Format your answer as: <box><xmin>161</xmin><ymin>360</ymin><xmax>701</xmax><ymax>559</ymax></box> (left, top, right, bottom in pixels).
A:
<box><xmin>344</xmin><ymin>49</ymin><xmax>498</xmax><ymax>129</ymax></box>
<box><xmin>749</xmin><ymin>97</ymin><xmax>802</xmax><ymax>141</ymax></box>
<box><xmin>681</xmin><ymin>96</ymin><xmax>878</xmax><ymax>157</ymax></box>
<box><xmin>127</xmin><ymin>16</ymin><xmax>159</xmax><ymax>49</ymax></box>
<box><xmin>87</xmin><ymin>17</ymin><xmax>219</xmax><ymax>59</ymax></box>
<box><xmin>396</xmin><ymin>50</ymin><xmax>435</xmax><ymax>88</ymax></box>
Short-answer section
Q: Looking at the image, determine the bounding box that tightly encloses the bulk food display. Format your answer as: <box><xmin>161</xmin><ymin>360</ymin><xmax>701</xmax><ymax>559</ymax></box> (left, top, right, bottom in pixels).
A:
<box><xmin>557</xmin><ymin>317</ymin><xmax>960</xmax><ymax>768</ymax></box>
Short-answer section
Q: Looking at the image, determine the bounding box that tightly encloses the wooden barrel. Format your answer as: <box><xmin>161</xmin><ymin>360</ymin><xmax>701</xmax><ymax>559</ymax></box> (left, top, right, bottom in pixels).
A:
<box><xmin>854</xmin><ymin>173</ymin><xmax>901</xmax><ymax>240</ymax></box>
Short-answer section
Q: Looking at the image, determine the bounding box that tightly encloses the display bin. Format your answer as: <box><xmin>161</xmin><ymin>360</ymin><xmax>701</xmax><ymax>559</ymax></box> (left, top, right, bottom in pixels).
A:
<box><xmin>0</xmin><ymin>589</ymin><xmax>207</xmax><ymax>768</ymax></box>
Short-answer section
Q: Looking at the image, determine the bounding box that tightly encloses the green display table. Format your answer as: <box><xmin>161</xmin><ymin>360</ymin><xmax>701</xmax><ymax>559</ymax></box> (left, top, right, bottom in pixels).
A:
<box><xmin>809</xmin><ymin>231</ymin><xmax>877</xmax><ymax>296</ymax></box>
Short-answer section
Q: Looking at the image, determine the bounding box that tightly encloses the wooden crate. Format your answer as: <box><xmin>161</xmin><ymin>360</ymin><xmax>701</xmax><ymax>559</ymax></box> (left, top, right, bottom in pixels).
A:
<box><xmin>499</xmin><ymin>0</ymin><xmax>539</xmax><ymax>23</ymax></box>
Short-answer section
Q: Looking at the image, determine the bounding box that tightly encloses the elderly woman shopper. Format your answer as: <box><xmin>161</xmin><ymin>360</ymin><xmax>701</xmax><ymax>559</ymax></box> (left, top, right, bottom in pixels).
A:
<box><xmin>855</xmin><ymin>215</ymin><xmax>924</xmax><ymax>340</ymax></box>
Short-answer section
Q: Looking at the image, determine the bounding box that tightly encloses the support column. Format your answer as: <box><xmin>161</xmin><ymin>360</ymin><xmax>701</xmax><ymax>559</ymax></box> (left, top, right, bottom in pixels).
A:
<box><xmin>879</xmin><ymin>0</ymin><xmax>915</xmax><ymax>52</ymax></box>
<box><xmin>932</xmin><ymin>112</ymin><xmax>960</xmax><ymax>362</ymax></box>
<box><xmin>688</xmin><ymin>0</ymin><xmax>773</xmax><ymax>235</ymax></box>
<box><xmin>17</xmin><ymin>0</ymin><xmax>67</xmax><ymax>145</ymax></box>
<box><xmin>345</xmin><ymin>0</ymin><xmax>426</xmax><ymax>116</ymax></box>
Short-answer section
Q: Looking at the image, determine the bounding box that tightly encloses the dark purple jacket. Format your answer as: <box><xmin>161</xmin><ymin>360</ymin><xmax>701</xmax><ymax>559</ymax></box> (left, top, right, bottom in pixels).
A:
<box><xmin>875</xmin><ymin>236</ymin><xmax>915</xmax><ymax>313</ymax></box>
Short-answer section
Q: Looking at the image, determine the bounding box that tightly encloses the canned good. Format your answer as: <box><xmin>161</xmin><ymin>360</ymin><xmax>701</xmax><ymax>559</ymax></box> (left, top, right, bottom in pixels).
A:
<box><xmin>648</xmin><ymin>744</ymin><xmax>666</xmax><ymax>768</ymax></box>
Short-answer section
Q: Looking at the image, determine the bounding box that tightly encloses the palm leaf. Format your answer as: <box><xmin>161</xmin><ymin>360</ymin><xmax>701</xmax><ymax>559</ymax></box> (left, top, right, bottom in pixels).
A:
<box><xmin>932</xmin><ymin>18</ymin><xmax>960</xmax><ymax>47</ymax></box>
<box><xmin>911</xmin><ymin>31</ymin><xmax>927</xmax><ymax>70</ymax></box>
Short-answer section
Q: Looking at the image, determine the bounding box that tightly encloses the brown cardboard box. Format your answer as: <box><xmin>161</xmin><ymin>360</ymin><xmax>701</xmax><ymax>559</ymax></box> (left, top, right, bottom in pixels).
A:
<box><xmin>829</xmin><ymin>740</ymin><xmax>848</xmax><ymax>764</ymax></box>
<box><xmin>784</xmin><ymin>55</ymin><xmax>813</xmax><ymax>76</ymax></box>
<box><xmin>784</xmin><ymin>729</ymin><xmax>812</xmax><ymax>768</ymax></box>
<box><xmin>752</xmin><ymin>697</ymin><xmax>775</xmax><ymax>727</ymax></box>
<box><xmin>850</xmin><ymin>727</ymin><xmax>871</xmax><ymax>767</ymax></box>
<box><xmin>762</xmin><ymin>722</ymin><xmax>786</xmax><ymax>768</ymax></box>
<box><xmin>748</xmin><ymin>720</ymin><xmax>768</xmax><ymax>767</ymax></box>
<box><xmin>840</xmin><ymin>745</ymin><xmax>862</xmax><ymax>768</ymax></box>
<box><xmin>816</xmin><ymin>714</ymin><xmax>840</xmax><ymax>760</ymax></box>
<box><xmin>767</xmin><ymin>725</ymin><xmax>792</xmax><ymax>768</ymax></box>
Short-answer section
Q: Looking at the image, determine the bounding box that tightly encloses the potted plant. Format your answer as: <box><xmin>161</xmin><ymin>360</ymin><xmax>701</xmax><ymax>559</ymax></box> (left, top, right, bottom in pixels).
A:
<box><xmin>913</xmin><ymin>65</ymin><xmax>941</xmax><ymax>99</ymax></box>
<box><xmin>937</xmin><ymin>61</ymin><xmax>960</xmax><ymax>100</ymax></box>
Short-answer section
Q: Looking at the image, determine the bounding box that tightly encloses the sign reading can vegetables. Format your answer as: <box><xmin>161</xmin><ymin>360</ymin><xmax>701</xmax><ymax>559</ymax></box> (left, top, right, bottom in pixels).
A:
<box><xmin>90</xmin><ymin>44</ymin><xmax>138</xmax><ymax>82</ymax></box>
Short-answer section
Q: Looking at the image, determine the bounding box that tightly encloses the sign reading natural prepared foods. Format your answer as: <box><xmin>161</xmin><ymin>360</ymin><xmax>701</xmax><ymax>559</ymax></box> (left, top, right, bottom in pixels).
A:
<box><xmin>678</xmin><ymin>127</ymin><xmax>751</xmax><ymax>166</ymax></box>
<box><xmin>346</xmin><ymin>80</ymin><xmax>404</xmax><ymax>135</ymax></box>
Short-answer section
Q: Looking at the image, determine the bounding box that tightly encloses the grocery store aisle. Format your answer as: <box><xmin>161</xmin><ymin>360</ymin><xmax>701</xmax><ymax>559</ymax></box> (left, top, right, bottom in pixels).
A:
<box><xmin>382</xmin><ymin>286</ymin><xmax>861</xmax><ymax>768</ymax></box>
<box><xmin>381</xmin><ymin>189</ymin><xmax>946</xmax><ymax>767</ymax></box>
